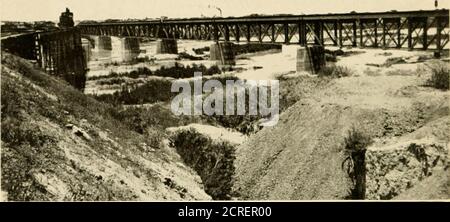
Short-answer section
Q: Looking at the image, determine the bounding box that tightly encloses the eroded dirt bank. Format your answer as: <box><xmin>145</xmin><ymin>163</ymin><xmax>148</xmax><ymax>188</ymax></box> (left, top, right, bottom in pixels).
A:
<box><xmin>233</xmin><ymin>49</ymin><xmax>449</xmax><ymax>200</ymax></box>
<box><xmin>1</xmin><ymin>53</ymin><xmax>211</xmax><ymax>201</ymax></box>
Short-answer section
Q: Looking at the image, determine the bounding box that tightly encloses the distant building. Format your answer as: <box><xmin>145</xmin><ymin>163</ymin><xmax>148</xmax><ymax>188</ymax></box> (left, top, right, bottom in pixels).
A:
<box><xmin>58</xmin><ymin>8</ymin><xmax>74</xmax><ymax>29</ymax></box>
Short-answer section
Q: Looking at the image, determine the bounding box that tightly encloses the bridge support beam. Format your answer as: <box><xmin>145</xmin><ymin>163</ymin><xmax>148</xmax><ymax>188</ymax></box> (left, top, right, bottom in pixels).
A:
<box><xmin>210</xmin><ymin>41</ymin><xmax>235</xmax><ymax>67</ymax></box>
<box><xmin>121</xmin><ymin>37</ymin><xmax>140</xmax><ymax>61</ymax></box>
<box><xmin>297</xmin><ymin>45</ymin><xmax>325</xmax><ymax>74</ymax></box>
<box><xmin>235</xmin><ymin>24</ymin><xmax>240</xmax><ymax>42</ymax></box>
<box><xmin>81</xmin><ymin>38</ymin><xmax>92</xmax><ymax>64</ymax></box>
<box><xmin>156</xmin><ymin>38</ymin><xmax>178</xmax><ymax>54</ymax></box>
<box><xmin>95</xmin><ymin>36</ymin><xmax>112</xmax><ymax>50</ymax></box>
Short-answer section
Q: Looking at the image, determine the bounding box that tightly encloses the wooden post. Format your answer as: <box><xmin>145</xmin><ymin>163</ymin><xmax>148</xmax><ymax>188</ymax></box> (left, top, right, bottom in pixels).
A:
<box><xmin>258</xmin><ymin>23</ymin><xmax>262</xmax><ymax>42</ymax></box>
<box><xmin>213</xmin><ymin>23</ymin><xmax>219</xmax><ymax>41</ymax></box>
<box><xmin>352</xmin><ymin>20</ymin><xmax>357</xmax><ymax>47</ymax></box>
<box><xmin>359</xmin><ymin>20</ymin><xmax>364</xmax><ymax>47</ymax></box>
<box><xmin>382</xmin><ymin>19</ymin><xmax>387</xmax><ymax>48</ymax></box>
<box><xmin>235</xmin><ymin>24</ymin><xmax>240</xmax><ymax>42</ymax></box>
<box><xmin>397</xmin><ymin>19</ymin><xmax>402</xmax><ymax>48</ymax></box>
<box><xmin>284</xmin><ymin>22</ymin><xmax>289</xmax><ymax>44</ymax></box>
<box><xmin>436</xmin><ymin>17</ymin><xmax>442</xmax><ymax>51</ymax></box>
<box><xmin>423</xmin><ymin>19</ymin><xmax>428</xmax><ymax>50</ymax></box>
<box><xmin>246</xmin><ymin>23</ymin><xmax>251</xmax><ymax>42</ymax></box>
<box><xmin>407</xmin><ymin>18</ymin><xmax>413</xmax><ymax>50</ymax></box>
<box><xmin>225</xmin><ymin>24</ymin><xmax>230</xmax><ymax>42</ymax></box>
<box><xmin>299</xmin><ymin>21</ymin><xmax>306</xmax><ymax>45</ymax></box>
<box><xmin>334</xmin><ymin>20</ymin><xmax>338</xmax><ymax>46</ymax></box>
<box><xmin>313</xmin><ymin>21</ymin><xmax>322</xmax><ymax>45</ymax></box>
<box><xmin>374</xmin><ymin>20</ymin><xmax>378</xmax><ymax>47</ymax></box>
<box><xmin>338</xmin><ymin>21</ymin><xmax>343</xmax><ymax>47</ymax></box>
<box><xmin>272</xmin><ymin>23</ymin><xmax>276</xmax><ymax>43</ymax></box>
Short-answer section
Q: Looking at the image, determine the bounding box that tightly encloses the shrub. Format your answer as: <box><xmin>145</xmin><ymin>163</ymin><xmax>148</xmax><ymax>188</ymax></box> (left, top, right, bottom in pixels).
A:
<box><xmin>169</xmin><ymin>128</ymin><xmax>236</xmax><ymax>200</ymax></box>
<box><xmin>177</xmin><ymin>52</ymin><xmax>203</xmax><ymax>61</ymax></box>
<box><xmin>89</xmin><ymin>63</ymin><xmax>222</xmax><ymax>81</ymax></box>
<box><xmin>232</xmin><ymin>43</ymin><xmax>282</xmax><ymax>55</ymax></box>
<box><xmin>94</xmin><ymin>78</ymin><xmax>174</xmax><ymax>105</ymax></box>
<box><xmin>341</xmin><ymin>127</ymin><xmax>372</xmax><ymax>199</ymax></box>
<box><xmin>318</xmin><ymin>65</ymin><xmax>352</xmax><ymax>78</ymax></box>
<box><xmin>193</xmin><ymin>46</ymin><xmax>210</xmax><ymax>55</ymax></box>
<box><xmin>427</xmin><ymin>62</ymin><xmax>449</xmax><ymax>90</ymax></box>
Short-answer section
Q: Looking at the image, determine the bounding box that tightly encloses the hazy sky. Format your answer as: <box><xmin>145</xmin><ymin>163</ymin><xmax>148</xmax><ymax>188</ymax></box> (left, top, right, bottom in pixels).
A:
<box><xmin>1</xmin><ymin>0</ymin><xmax>447</xmax><ymax>22</ymax></box>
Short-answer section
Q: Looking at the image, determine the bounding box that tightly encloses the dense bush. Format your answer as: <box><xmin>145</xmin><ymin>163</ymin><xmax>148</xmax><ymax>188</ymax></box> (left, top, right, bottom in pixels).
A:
<box><xmin>177</xmin><ymin>52</ymin><xmax>203</xmax><ymax>61</ymax></box>
<box><xmin>318</xmin><ymin>65</ymin><xmax>353</xmax><ymax>78</ymax></box>
<box><xmin>427</xmin><ymin>62</ymin><xmax>449</xmax><ymax>90</ymax></box>
<box><xmin>88</xmin><ymin>63</ymin><xmax>222</xmax><ymax>81</ymax></box>
<box><xmin>108</xmin><ymin>105</ymin><xmax>199</xmax><ymax>132</ymax></box>
<box><xmin>193</xmin><ymin>46</ymin><xmax>210</xmax><ymax>55</ymax></box>
<box><xmin>192</xmin><ymin>43</ymin><xmax>281</xmax><ymax>56</ymax></box>
<box><xmin>169</xmin><ymin>128</ymin><xmax>236</xmax><ymax>200</ymax></box>
<box><xmin>95</xmin><ymin>74</ymin><xmax>264</xmax><ymax>135</ymax></box>
<box><xmin>341</xmin><ymin>127</ymin><xmax>372</xmax><ymax>199</ymax></box>
<box><xmin>205</xmin><ymin>85</ymin><xmax>265</xmax><ymax>135</ymax></box>
<box><xmin>232</xmin><ymin>43</ymin><xmax>282</xmax><ymax>55</ymax></box>
<box><xmin>94</xmin><ymin>78</ymin><xmax>174</xmax><ymax>105</ymax></box>
<box><xmin>94</xmin><ymin>75</ymin><xmax>241</xmax><ymax>105</ymax></box>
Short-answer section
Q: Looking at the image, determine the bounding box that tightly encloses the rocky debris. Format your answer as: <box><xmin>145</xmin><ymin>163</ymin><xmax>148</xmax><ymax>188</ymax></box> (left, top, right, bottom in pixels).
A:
<box><xmin>365</xmin><ymin>139</ymin><xmax>447</xmax><ymax>200</ymax></box>
<box><xmin>32</xmin><ymin>172</ymin><xmax>69</xmax><ymax>201</ymax></box>
<box><xmin>366</xmin><ymin>55</ymin><xmax>434</xmax><ymax>68</ymax></box>
<box><xmin>65</xmin><ymin>123</ymin><xmax>92</xmax><ymax>141</ymax></box>
<box><xmin>140</xmin><ymin>142</ymin><xmax>156</xmax><ymax>152</ymax></box>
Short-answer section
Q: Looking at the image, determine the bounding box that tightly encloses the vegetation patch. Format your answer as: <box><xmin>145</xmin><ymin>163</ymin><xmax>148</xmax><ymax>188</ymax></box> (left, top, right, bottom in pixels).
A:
<box><xmin>192</xmin><ymin>43</ymin><xmax>282</xmax><ymax>56</ymax></box>
<box><xmin>233</xmin><ymin>43</ymin><xmax>281</xmax><ymax>55</ymax></box>
<box><xmin>426</xmin><ymin>61</ymin><xmax>449</xmax><ymax>90</ymax></box>
<box><xmin>341</xmin><ymin>127</ymin><xmax>373</xmax><ymax>199</ymax></box>
<box><xmin>169</xmin><ymin>128</ymin><xmax>236</xmax><ymax>200</ymax></box>
<box><xmin>88</xmin><ymin>63</ymin><xmax>222</xmax><ymax>81</ymax></box>
<box><xmin>94</xmin><ymin>78</ymin><xmax>174</xmax><ymax>105</ymax></box>
<box><xmin>318</xmin><ymin>65</ymin><xmax>353</xmax><ymax>78</ymax></box>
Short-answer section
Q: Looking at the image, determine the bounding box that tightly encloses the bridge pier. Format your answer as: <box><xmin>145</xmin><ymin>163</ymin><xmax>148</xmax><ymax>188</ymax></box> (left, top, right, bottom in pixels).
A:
<box><xmin>95</xmin><ymin>36</ymin><xmax>112</xmax><ymax>50</ymax></box>
<box><xmin>156</xmin><ymin>38</ymin><xmax>178</xmax><ymax>54</ymax></box>
<box><xmin>81</xmin><ymin>38</ymin><xmax>92</xmax><ymax>64</ymax></box>
<box><xmin>296</xmin><ymin>45</ymin><xmax>325</xmax><ymax>74</ymax></box>
<box><xmin>210</xmin><ymin>41</ymin><xmax>235</xmax><ymax>67</ymax></box>
<box><xmin>120</xmin><ymin>37</ymin><xmax>140</xmax><ymax>61</ymax></box>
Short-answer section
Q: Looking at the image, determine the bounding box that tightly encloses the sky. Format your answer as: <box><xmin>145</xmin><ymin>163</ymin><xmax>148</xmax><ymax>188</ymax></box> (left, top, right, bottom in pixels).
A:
<box><xmin>0</xmin><ymin>0</ymin><xmax>447</xmax><ymax>22</ymax></box>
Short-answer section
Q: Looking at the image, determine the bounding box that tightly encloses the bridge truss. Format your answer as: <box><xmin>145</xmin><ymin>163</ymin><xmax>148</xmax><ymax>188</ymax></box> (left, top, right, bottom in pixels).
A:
<box><xmin>77</xmin><ymin>9</ymin><xmax>449</xmax><ymax>51</ymax></box>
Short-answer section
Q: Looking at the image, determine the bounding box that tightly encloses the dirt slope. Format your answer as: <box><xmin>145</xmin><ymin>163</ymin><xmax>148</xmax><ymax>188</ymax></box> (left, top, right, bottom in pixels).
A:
<box><xmin>1</xmin><ymin>53</ymin><xmax>210</xmax><ymax>201</ymax></box>
<box><xmin>233</xmin><ymin>54</ymin><xmax>449</xmax><ymax>200</ymax></box>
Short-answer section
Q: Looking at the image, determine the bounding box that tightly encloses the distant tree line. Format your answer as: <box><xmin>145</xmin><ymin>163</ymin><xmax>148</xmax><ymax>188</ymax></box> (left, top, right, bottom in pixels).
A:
<box><xmin>88</xmin><ymin>63</ymin><xmax>222</xmax><ymax>81</ymax></box>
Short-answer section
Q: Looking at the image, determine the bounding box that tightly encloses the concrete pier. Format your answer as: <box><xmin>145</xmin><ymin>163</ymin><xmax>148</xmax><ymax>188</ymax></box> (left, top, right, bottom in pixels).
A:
<box><xmin>95</xmin><ymin>36</ymin><xmax>112</xmax><ymax>50</ymax></box>
<box><xmin>121</xmin><ymin>37</ymin><xmax>140</xmax><ymax>61</ymax></box>
<box><xmin>81</xmin><ymin>38</ymin><xmax>91</xmax><ymax>64</ymax></box>
<box><xmin>156</xmin><ymin>38</ymin><xmax>177</xmax><ymax>54</ymax></box>
<box><xmin>209</xmin><ymin>41</ymin><xmax>235</xmax><ymax>66</ymax></box>
<box><xmin>297</xmin><ymin>45</ymin><xmax>325</xmax><ymax>74</ymax></box>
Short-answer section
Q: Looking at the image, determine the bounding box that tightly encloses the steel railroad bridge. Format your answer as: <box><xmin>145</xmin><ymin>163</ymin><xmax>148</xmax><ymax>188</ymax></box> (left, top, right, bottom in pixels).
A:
<box><xmin>78</xmin><ymin>9</ymin><xmax>449</xmax><ymax>51</ymax></box>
